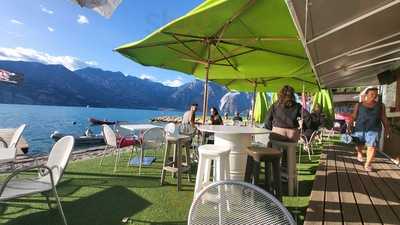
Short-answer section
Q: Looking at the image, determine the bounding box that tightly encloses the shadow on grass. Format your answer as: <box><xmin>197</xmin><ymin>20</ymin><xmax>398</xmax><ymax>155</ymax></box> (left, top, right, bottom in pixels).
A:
<box><xmin>287</xmin><ymin>206</ymin><xmax>308</xmax><ymax>225</ymax></box>
<box><xmin>3</xmin><ymin>186</ymin><xmax>151</xmax><ymax>225</ymax></box>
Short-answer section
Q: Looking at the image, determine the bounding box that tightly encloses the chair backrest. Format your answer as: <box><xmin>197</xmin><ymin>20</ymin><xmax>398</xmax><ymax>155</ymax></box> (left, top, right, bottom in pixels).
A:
<box><xmin>9</xmin><ymin>124</ymin><xmax>26</xmax><ymax>149</ymax></box>
<box><xmin>45</xmin><ymin>136</ymin><xmax>75</xmax><ymax>185</ymax></box>
<box><xmin>188</xmin><ymin>181</ymin><xmax>296</xmax><ymax>225</ymax></box>
<box><xmin>164</xmin><ymin>123</ymin><xmax>179</xmax><ymax>136</ymax></box>
<box><xmin>309</xmin><ymin>131</ymin><xmax>320</xmax><ymax>144</ymax></box>
<box><xmin>142</xmin><ymin>127</ymin><xmax>165</xmax><ymax>149</ymax></box>
<box><xmin>102</xmin><ymin>124</ymin><xmax>117</xmax><ymax>147</ymax></box>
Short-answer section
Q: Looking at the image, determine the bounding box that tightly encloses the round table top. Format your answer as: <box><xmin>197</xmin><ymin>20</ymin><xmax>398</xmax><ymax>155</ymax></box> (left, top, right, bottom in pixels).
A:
<box><xmin>120</xmin><ymin>124</ymin><xmax>161</xmax><ymax>131</ymax></box>
<box><xmin>196</xmin><ymin>125</ymin><xmax>270</xmax><ymax>134</ymax></box>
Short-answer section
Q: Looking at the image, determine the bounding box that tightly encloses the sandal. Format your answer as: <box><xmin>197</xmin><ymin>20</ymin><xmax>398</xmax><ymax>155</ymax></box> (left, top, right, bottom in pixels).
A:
<box><xmin>364</xmin><ymin>165</ymin><xmax>372</xmax><ymax>172</ymax></box>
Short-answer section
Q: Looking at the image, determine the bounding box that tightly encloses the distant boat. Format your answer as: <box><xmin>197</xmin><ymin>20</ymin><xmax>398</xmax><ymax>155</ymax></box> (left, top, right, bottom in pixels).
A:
<box><xmin>89</xmin><ymin>117</ymin><xmax>116</xmax><ymax>126</ymax></box>
<box><xmin>51</xmin><ymin>131</ymin><xmax>105</xmax><ymax>146</ymax></box>
<box><xmin>86</xmin><ymin>105</ymin><xmax>90</xmax><ymax>108</ymax></box>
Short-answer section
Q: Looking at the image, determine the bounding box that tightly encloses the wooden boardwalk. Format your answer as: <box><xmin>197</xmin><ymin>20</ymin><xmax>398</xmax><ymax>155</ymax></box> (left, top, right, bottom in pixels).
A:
<box><xmin>304</xmin><ymin>143</ymin><xmax>400</xmax><ymax>225</ymax></box>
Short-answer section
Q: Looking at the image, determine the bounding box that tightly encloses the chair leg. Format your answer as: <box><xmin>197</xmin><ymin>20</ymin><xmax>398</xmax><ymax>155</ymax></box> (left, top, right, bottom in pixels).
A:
<box><xmin>52</xmin><ymin>186</ymin><xmax>68</xmax><ymax>225</ymax></box>
<box><xmin>113</xmin><ymin>148</ymin><xmax>121</xmax><ymax>173</ymax></box>
<box><xmin>176</xmin><ymin>141</ymin><xmax>182</xmax><ymax>191</ymax></box>
<box><xmin>252</xmin><ymin>159</ymin><xmax>260</xmax><ymax>185</ymax></box>
<box><xmin>264</xmin><ymin>161</ymin><xmax>271</xmax><ymax>192</ymax></box>
<box><xmin>99</xmin><ymin>146</ymin><xmax>108</xmax><ymax>166</ymax></box>
<box><xmin>161</xmin><ymin>143</ymin><xmax>170</xmax><ymax>185</ymax></box>
<box><xmin>185</xmin><ymin>143</ymin><xmax>191</xmax><ymax>182</ymax></box>
<box><xmin>272</xmin><ymin>159</ymin><xmax>282</xmax><ymax>201</ymax></box>
<box><xmin>138</xmin><ymin>146</ymin><xmax>144</xmax><ymax>175</ymax></box>
<box><xmin>127</xmin><ymin>146</ymin><xmax>135</xmax><ymax>167</ymax></box>
<box><xmin>244</xmin><ymin>156</ymin><xmax>254</xmax><ymax>182</ymax></box>
<box><xmin>194</xmin><ymin>155</ymin><xmax>206</xmax><ymax>197</ymax></box>
<box><xmin>42</xmin><ymin>192</ymin><xmax>52</xmax><ymax>209</ymax></box>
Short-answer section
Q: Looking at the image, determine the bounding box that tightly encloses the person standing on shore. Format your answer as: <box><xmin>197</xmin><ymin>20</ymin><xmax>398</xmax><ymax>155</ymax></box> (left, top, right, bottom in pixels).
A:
<box><xmin>351</xmin><ymin>87</ymin><xmax>390</xmax><ymax>172</ymax></box>
<box><xmin>182</xmin><ymin>103</ymin><xmax>198</xmax><ymax>127</ymax></box>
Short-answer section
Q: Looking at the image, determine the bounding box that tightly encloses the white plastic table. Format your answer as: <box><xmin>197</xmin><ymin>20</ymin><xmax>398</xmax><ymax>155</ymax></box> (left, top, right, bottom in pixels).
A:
<box><xmin>119</xmin><ymin>124</ymin><xmax>161</xmax><ymax>132</ymax></box>
<box><xmin>197</xmin><ymin>125</ymin><xmax>270</xmax><ymax>181</ymax></box>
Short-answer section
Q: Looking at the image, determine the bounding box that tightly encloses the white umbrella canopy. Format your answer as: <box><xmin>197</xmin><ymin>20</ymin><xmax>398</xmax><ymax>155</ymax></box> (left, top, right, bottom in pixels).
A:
<box><xmin>72</xmin><ymin>0</ymin><xmax>122</xmax><ymax>18</ymax></box>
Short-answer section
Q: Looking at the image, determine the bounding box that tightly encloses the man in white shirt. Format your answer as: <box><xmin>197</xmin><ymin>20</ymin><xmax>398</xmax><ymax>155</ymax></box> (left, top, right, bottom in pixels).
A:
<box><xmin>182</xmin><ymin>103</ymin><xmax>198</xmax><ymax>127</ymax></box>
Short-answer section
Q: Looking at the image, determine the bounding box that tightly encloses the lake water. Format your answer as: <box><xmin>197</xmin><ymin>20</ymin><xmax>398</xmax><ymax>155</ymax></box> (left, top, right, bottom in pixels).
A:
<box><xmin>0</xmin><ymin>104</ymin><xmax>182</xmax><ymax>155</ymax></box>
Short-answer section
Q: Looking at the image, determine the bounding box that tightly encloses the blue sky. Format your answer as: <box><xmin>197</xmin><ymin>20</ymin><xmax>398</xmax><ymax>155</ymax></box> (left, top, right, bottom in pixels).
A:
<box><xmin>0</xmin><ymin>0</ymin><xmax>203</xmax><ymax>86</ymax></box>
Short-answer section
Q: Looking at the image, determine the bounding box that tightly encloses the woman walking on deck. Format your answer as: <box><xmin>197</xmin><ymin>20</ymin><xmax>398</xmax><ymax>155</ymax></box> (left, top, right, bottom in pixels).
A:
<box><xmin>351</xmin><ymin>87</ymin><xmax>390</xmax><ymax>172</ymax></box>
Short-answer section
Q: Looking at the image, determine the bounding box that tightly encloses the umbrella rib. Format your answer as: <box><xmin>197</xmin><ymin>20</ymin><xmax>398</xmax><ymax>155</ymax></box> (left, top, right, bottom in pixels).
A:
<box><xmin>162</xmin><ymin>31</ymin><xmax>205</xmax><ymax>40</ymax></box>
<box><xmin>166</xmin><ymin>46</ymin><xmax>204</xmax><ymax>62</ymax></box>
<box><xmin>213</xmin><ymin>49</ymin><xmax>256</xmax><ymax>63</ymax></box>
<box><xmin>219</xmin><ymin>40</ymin><xmax>308</xmax><ymax>60</ymax></box>
<box><xmin>171</xmin><ymin>34</ymin><xmax>204</xmax><ymax>59</ymax></box>
<box><xmin>162</xmin><ymin>31</ymin><xmax>298</xmax><ymax>41</ymax></box>
<box><xmin>214</xmin><ymin>0</ymin><xmax>257</xmax><ymax>45</ymax></box>
<box><xmin>214</xmin><ymin>45</ymin><xmax>239</xmax><ymax>71</ymax></box>
<box><xmin>117</xmin><ymin>39</ymin><xmax>198</xmax><ymax>50</ymax></box>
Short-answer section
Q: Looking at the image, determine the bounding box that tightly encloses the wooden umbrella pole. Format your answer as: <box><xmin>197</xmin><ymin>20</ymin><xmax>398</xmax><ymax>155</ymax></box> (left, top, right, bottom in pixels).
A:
<box><xmin>202</xmin><ymin>44</ymin><xmax>212</xmax><ymax>124</ymax></box>
<box><xmin>202</xmin><ymin>65</ymin><xmax>210</xmax><ymax>124</ymax></box>
<box><xmin>251</xmin><ymin>81</ymin><xmax>257</xmax><ymax>126</ymax></box>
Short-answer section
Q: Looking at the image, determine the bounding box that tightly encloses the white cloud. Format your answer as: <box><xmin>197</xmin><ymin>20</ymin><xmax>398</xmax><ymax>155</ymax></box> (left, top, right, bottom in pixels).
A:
<box><xmin>47</xmin><ymin>26</ymin><xmax>55</xmax><ymax>32</ymax></box>
<box><xmin>40</xmin><ymin>5</ymin><xmax>54</xmax><ymax>14</ymax></box>
<box><xmin>163</xmin><ymin>77</ymin><xmax>184</xmax><ymax>87</ymax></box>
<box><xmin>140</xmin><ymin>74</ymin><xmax>157</xmax><ymax>81</ymax></box>
<box><xmin>10</xmin><ymin>19</ymin><xmax>23</xmax><ymax>25</ymax></box>
<box><xmin>77</xmin><ymin>15</ymin><xmax>89</xmax><ymax>24</ymax></box>
<box><xmin>0</xmin><ymin>47</ymin><xmax>98</xmax><ymax>70</ymax></box>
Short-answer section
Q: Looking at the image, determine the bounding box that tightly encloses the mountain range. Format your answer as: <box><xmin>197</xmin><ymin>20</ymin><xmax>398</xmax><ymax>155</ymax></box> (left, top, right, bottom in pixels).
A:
<box><xmin>0</xmin><ymin>60</ymin><xmax>252</xmax><ymax>113</ymax></box>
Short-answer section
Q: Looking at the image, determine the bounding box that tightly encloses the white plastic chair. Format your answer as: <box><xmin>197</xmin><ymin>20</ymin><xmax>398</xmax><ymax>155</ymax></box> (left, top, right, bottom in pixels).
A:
<box><xmin>0</xmin><ymin>136</ymin><xmax>75</xmax><ymax>225</ymax></box>
<box><xmin>299</xmin><ymin>130</ymin><xmax>320</xmax><ymax>161</ymax></box>
<box><xmin>0</xmin><ymin>124</ymin><xmax>26</xmax><ymax>169</ymax></box>
<box><xmin>188</xmin><ymin>181</ymin><xmax>296</xmax><ymax>225</ymax></box>
<box><xmin>99</xmin><ymin>124</ymin><xmax>122</xmax><ymax>173</ymax></box>
<box><xmin>137</xmin><ymin>127</ymin><xmax>165</xmax><ymax>175</ymax></box>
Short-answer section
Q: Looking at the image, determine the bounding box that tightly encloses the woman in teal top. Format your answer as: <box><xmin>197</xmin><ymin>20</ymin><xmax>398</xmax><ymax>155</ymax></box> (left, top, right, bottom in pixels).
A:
<box><xmin>351</xmin><ymin>87</ymin><xmax>390</xmax><ymax>172</ymax></box>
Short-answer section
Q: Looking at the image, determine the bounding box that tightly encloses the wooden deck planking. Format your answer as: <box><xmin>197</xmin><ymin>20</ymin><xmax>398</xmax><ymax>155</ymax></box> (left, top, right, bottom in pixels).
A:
<box><xmin>304</xmin><ymin>152</ymin><xmax>327</xmax><ymax>225</ymax></box>
<box><xmin>352</xmin><ymin>155</ymin><xmax>400</xmax><ymax>224</ymax></box>
<box><xmin>323</xmin><ymin>149</ymin><xmax>342</xmax><ymax>225</ymax></box>
<box><xmin>335</xmin><ymin>149</ymin><xmax>362</xmax><ymax>225</ymax></box>
<box><xmin>305</xmin><ymin>143</ymin><xmax>400</xmax><ymax>225</ymax></box>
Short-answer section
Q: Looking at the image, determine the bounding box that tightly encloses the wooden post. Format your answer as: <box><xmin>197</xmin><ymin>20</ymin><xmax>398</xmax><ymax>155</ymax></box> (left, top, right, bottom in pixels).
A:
<box><xmin>251</xmin><ymin>82</ymin><xmax>257</xmax><ymax>125</ymax></box>
<box><xmin>202</xmin><ymin>44</ymin><xmax>212</xmax><ymax>124</ymax></box>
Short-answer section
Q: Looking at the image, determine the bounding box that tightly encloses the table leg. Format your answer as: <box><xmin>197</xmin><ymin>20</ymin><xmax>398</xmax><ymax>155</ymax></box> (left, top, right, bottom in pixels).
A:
<box><xmin>214</xmin><ymin>133</ymin><xmax>251</xmax><ymax>181</ymax></box>
<box><xmin>287</xmin><ymin>145</ymin><xmax>297</xmax><ymax>196</ymax></box>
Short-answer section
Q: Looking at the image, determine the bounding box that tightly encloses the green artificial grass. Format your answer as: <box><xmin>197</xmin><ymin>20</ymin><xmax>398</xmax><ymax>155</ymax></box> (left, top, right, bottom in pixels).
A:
<box><xmin>0</xmin><ymin>140</ymin><xmax>328</xmax><ymax>225</ymax></box>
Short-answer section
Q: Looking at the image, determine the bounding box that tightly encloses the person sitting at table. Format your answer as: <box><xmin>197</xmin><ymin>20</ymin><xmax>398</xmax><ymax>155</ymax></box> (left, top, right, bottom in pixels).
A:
<box><xmin>265</xmin><ymin>85</ymin><xmax>311</xmax><ymax>142</ymax></box>
<box><xmin>210</xmin><ymin>107</ymin><xmax>223</xmax><ymax>125</ymax></box>
<box><xmin>233</xmin><ymin>112</ymin><xmax>243</xmax><ymax>122</ymax></box>
<box><xmin>303</xmin><ymin>104</ymin><xmax>327</xmax><ymax>141</ymax></box>
<box><xmin>182</xmin><ymin>103</ymin><xmax>198</xmax><ymax>127</ymax></box>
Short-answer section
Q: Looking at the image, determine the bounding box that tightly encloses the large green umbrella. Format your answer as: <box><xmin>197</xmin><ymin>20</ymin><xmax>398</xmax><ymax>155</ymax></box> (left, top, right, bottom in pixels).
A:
<box><xmin>213</xmin><ymin>76</ymin><xmax>319</xmax><ymax>93</ymax></box>
<box><xmin>115</xmin><ymin>0</ymin><xmax>316</xmax><ymax>122</ymax></box>
<box><xmin>215</xmin><ymin>76</ymin><xmax>319</xmax><ymax>123</ymax></box>
<box><xmin>312</xmin><ymin>89</ymin><xmax>334</xmax><ymax>127</ymax></box>
<box><xmin>253</xmin><ymin>92</ymin><xmax>269</xmax><ymax>123</ymax></box>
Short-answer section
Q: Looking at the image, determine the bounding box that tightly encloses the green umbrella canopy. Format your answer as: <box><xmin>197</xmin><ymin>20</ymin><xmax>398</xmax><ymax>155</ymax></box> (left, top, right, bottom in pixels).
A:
<box><xmin>254</xmin><ymin>92</ymin><xmax>271</xmax><ymax>123</ymax></box>
<box><xmin>213</xmin><ymin>76</ymin><xmax>319</xmax><ymax>93</ymax></box>
<box><xmin>115</xmin><ymin>0</ymin><xmax>315</xmax><ymax>81</ymax></box>
<box><xmin>312</xmin><ymin>89</ymin><xmax>334</xmax><ymax>127</ymax></box>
